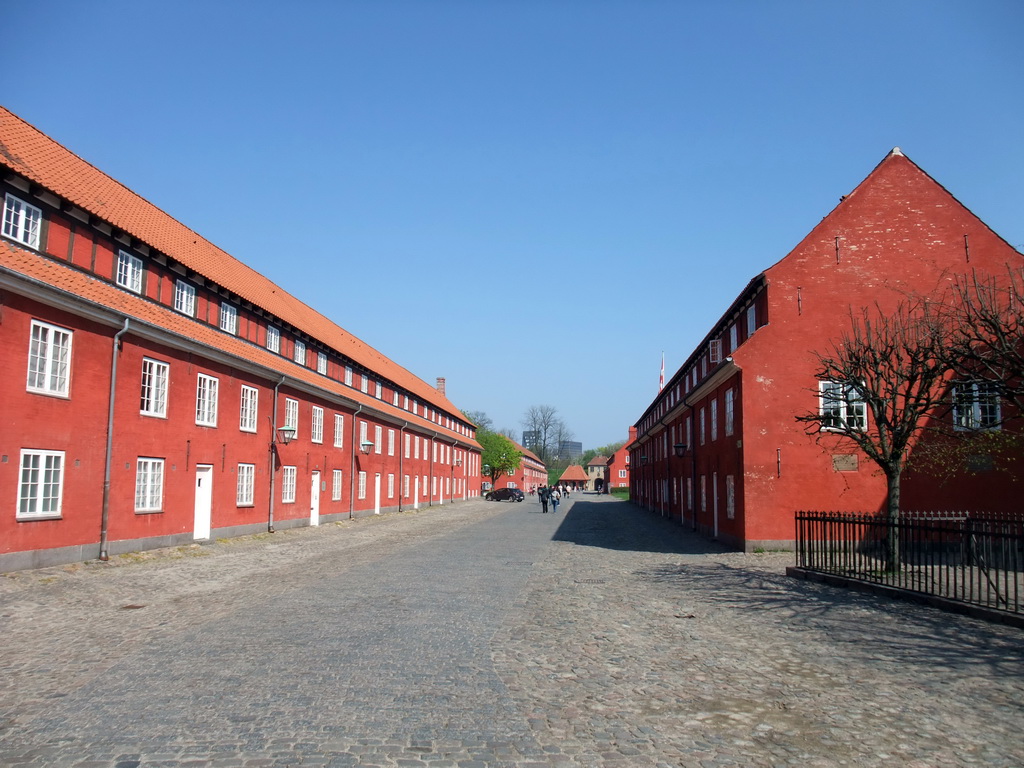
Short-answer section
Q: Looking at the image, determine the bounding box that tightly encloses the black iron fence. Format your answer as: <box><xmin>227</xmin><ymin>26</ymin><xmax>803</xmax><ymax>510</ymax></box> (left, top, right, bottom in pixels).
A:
<box><xmin>795</xmin><ymin>511</ymin><xmax>1024</xmax><ymax>616</ymax></box>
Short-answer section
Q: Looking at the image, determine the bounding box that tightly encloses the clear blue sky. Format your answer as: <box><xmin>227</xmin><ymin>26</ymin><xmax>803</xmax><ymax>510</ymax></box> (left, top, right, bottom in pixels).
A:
<box><xmin>6</xmin><ymin>1</ymin><xmax>1023</xmax><ymax>449</ymax></box>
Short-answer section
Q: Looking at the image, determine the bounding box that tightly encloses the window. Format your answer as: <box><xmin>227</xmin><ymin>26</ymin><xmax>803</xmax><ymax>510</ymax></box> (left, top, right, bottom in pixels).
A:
<box><xmin>174</xmin><ymin>280</ymin><xmax>196</xmax><ymax>316</ymax></box>
<box><xmin>240</xmin><ymin>385</ymin><xmax>258</xmax><ymax>432</ymax></box>
<box><xmin>726</xmin><ymin>475</ymin><xmax>735</xmax><ymax>519</ymax></box>
<box><xmin>405</xmin><ymin>433</ymin><xmax>411</xmax><ymax>458</ymax></box>
<box><xmin>619</xmin><ymin>469</ymin><xmax>627</xmax><ymax>479</ymax></box>
<box><xmin>388</xmin><ymin>473</ymin><xmax>395</xmax><ymax>499</ymax></box>
<box><xmin>18</xmin><ymin>449</ymin><xmax>64</xmax><ymax>519</ymax></box>
<box><xmin>358</xmin><ymin>471</ymin><xmax>367</xmax><ymax>499</ymax></box>
<box><xmin>237</xmin><ymin>464</ymin><xmax>255</xmax><ymax>506</ymax></box>
<box><xmin>710</xmin><ymin>399</ymin><xmax>719</xmax><ymax>441</ymax></box>
<box><xmin>360</xmin><ymin>375</ymin><xmax>368</xmax><ymax>393</ymax></box>
<box><xmin>294</xmin><ymin>339</ymin><xmax>306</xmax><ymax>365</ymax></box>
<box><xmin>725</xmin><ymin>389</ymin><xmax>735</xmax><ymax>437</ymax></box>
<box><xmin>220</xmin><ymin>303</ymin><xmax>238</xmax><ymax>334</ymax></box>
<box><xmin>359</xmin><ymin>420</ymin><xmax>368</xmax><ymax>448</ymax></box>
<box><xmin>393</xmin><ymin>390</ymin><xmax>399</xmax><ymax>406</ymax></box>
<box><xmin>332</xmin><ymin>469</ymin><xmax>343</xmax><ymax>501</ymax></box>
<box><xmin>135</xmin><ymin>458</ymin><xmax>164</xmax><ymax>512</ymax></box>
<box><xmin>3</xmin><ymin>193</ymin><xmax>42</xmax><ymax>249</ymax></box>
<box><xmin>334</xmin><ymin>414</ymin><xmax>344</xmax><ymax>448</ymax></box>
<box><xmin>345</xmin><ymin>366</ymin><xmax>353</xmax><ymax>386</ymax></box>
<box><xmin>285</xmin><ymin>398</ymin><xmax>298</xmax><ymax>437</ymax></box>
<box><xmin>140</xmin><ymin>358</ymin><xmax>169</xmax><ymax>417</ymax></box>
<box><xmin>953</xmin><ymin>381</ymin><xmax>1001</xmax><ymax>431</ymax></box>
<box><xmin>317</xmin><ymin>352</ymin><xmax>327</xmax><ymax>375</ymax></box>
<box><xmin>374</xmin><ymin>425</ymin><xmax>383</xmax><ymax>454</ymax></box>
<box><xmin>195</xmin><ymin>374</ymin><xmax>219</xmax><ymax>426</ymax></box>
<box><xmin>388</xmin><ymin>429</ymin><xmax>395</xmax><ymax>456</ymax></box>
<box><xmin>403</xmin><ymin>474</ymin><xmax>410</xmax><ymax>498</ymax></box>
<box><xmin>699</xmin><ymin>407</ymin><xmax>706</xmax><ymax>445</ymax></box>
<box><xmin>27</xmin><ymin>320</ymin><xmax>72</xmax><ymax>396</ymax></box>
<box><xmin>414</xmin><ymin>435</ymin><xmax>420</xmax><ymax>459</ymax></box>
<box><xmin>746</xmin><ymin>305</ymin><xmax>757</xmax><ymax>336</ymax></box>
<box><xmin>266</xmin><ymin>325</ymin><xmax>280</xmax><ymax>353</ymax></box>
<box><xmin>820</xmin><ymin>380</ymin><xmax>866</xmax><ymax>431</ymax></box>
<box><xmin>729</xmin><ymin>323</ymin><xmax>738</xmax><ymax>353</ymax></box>
<box><xmin>709</xmin><ymin>339</ymin><xmax>722</xmax><ymax>365</ymax></box>
<box><xmin>116</xmin><ymin>250</ymin><xmax>143</xmax><ymax>293</ymax></box>
<box><xmin>375</xmin><ymin>380</ymin><xmax>382</xmax><ymax>398</ymax></box>
<box><xmin>700</xmin><ymin>475</ymin><xmax>707</xmax><ymax>512</ymax></box>
<box><xmin>282</xmin><ymin>466</ymin><xmax>296</xmax><ymax>503</ymax></box>
<box><xmin>311</xmin><ymin>406</ymin><xmax>324</xmax><ymax>444</ymax></box>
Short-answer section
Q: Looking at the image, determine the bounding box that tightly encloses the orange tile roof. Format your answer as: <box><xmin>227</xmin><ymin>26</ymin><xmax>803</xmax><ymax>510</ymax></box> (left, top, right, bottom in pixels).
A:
<box><xmin>509</xmin><ymin>439</ymin><xmax>545</xmax><ymax>467</ymax></box>
<box><xmin>0</xmin><ymin>106</ymin><xmax>467</xmax><ymax>423</ymax></box>
<box><xmin>0</xmin><ymin>240</ymin><xmax>478</xmax><ymax>449</ymax></box>
<box><xmin>557</xmin><ymin>465</ymin><xmax>589</xmax><ymax>482</ymax></box>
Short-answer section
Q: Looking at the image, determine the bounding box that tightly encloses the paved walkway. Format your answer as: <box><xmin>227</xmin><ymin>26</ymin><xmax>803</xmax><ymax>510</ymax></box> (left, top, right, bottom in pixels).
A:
<box><xmin>0</xmin><ymin>493</ymin><xmax>1021</xmax><ymax>767</ymax></box>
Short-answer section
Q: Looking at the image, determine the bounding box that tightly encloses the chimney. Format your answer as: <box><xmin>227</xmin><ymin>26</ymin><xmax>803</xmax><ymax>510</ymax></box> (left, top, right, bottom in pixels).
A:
<box><xmin>436</xmin><ymin>377</ymin><xmax>446</xmax><ymax>396</ymax></box>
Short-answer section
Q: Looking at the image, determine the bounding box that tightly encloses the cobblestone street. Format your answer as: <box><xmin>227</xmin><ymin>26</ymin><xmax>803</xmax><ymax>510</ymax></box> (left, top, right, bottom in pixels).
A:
<box><xmin>1</xmin><ymin>494</ymin><xmax>1021</xmax><ymax>767</ymax></box>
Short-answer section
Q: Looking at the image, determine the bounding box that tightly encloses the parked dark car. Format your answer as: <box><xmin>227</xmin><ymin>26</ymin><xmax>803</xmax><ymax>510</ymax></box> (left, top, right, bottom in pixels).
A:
<box><xmin>485</xmin><ymin>487</ymin><xmax>524</xmax><ymax>502</ymax></box>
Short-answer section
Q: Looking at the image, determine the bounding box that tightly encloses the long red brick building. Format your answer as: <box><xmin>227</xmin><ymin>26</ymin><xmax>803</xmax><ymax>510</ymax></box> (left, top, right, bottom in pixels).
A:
<box><xmin>0</xmin><ymin>107</ymin><xmax>482</xmax><ymax>572</ymax></box>
<box><xmin>630</xmin><ymin>149</ymin><xmax>1023</xmax><ymax>550</ymax></box>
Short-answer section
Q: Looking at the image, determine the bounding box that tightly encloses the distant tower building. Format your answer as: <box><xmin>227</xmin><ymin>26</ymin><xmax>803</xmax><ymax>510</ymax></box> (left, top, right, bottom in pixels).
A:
<box><xmin>559</xmin><ymin>441</ymin><xmax>583</xmax><ymax>461</ymax></box>
<box><xmin>522</xmin><ymin>431</ymin><xmax>541</xmax><ymax>450</ymax></box>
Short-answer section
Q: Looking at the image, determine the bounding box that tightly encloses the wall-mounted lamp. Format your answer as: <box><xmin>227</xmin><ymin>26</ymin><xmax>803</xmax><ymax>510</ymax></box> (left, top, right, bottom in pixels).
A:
<box><xmin>276</xmin><ymin>426</ymin><xmax>297</xmax><ymax>445</ymax></box>
<box><xmin>454</xmin><ymin>459</ymin><xmax>463</xmax><ymax>467</ymax></box>
<box><xmin>673</xmin><ymin>443</ymin><xmax>688</xmax><ymax>458</ymax></box>
<box><xmin>359</xmin><ymin>439</ymin><xmax>374</xmax><ymax>455</ymax></box>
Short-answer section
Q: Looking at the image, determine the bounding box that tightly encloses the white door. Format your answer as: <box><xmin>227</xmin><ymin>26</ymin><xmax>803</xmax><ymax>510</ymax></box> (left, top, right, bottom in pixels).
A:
<box><xmin>193</xmin><ymin>465</ymin><xmax>213</xmax><ymax>540</ymax></box>
<box><xmin>712</xmin><ymin>471</ymin><xmax>719</xmax><ymax>539</ymax></box>
<box><xmin>310</xmin><ymin>470</ymin><xmax>321</xmax><ymax>526</ymax></box>
<box><xmin>374</xmin><ymin>473</ymin><xmax>381</xmax><ymax>515</ymax></box>
<box><xmin>414</xmin><ymin>476</ymin><xmax>420</xmax><ymax>510</ymax></box>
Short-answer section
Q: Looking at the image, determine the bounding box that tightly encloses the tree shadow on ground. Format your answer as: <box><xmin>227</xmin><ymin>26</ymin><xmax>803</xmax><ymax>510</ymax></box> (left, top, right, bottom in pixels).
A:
<box><xmin>638</xmin><ymin>558</ymin><xmax>1024</xmax><ymax>679</ymax></box>
<box><xmin>551</xmin><ymin>497</ymin><xmax>731</xmax><ymax>555</ymax></box>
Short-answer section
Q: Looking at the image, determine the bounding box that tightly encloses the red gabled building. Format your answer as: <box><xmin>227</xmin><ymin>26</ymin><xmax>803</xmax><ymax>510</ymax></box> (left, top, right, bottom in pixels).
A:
<box><xmin>489</xmin><ymin>440</ymin><xmax>546</xmax><ymax>494</ymax></box>
<box><xmin>630</xmin><ymin>149</ymin><xmax>1023</xmax><ymax>550</ymax></box>
<box><xmin>0</xmin><ymin>107</ymin><xmax>482</xmax><ymax>572</ymax></box>
<box><xmin>605</xmin><ymin>428</ymin><xmax>635</xmax><ymax>490</ymax></box>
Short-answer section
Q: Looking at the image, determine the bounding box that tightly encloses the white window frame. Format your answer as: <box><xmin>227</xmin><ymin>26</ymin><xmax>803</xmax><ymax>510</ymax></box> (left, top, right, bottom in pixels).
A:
<box><xmin>725</xmin><ymin>388</ymin><xmax>735</xmax><ymax>437</ymax></box>
<box><xmin>220</xmin><ymin>303</ymin><xmax>238</xmax><ymax>335</ymax></box>
<box><xmin>3</xmin><ymin>192</ymin><xmax>42</xmax><ymax>249</ymax></box>
<box><xmin>334</xmin><ymin>414</ymin><xmax>344</xmax><ymax>448</ymax></box>
<box><xmin>345</xmin><ymin>366</ymin><xmax>353</xmax><ymax>386</ymax></box>
<box><xmin>174</xmin><ymin>279</ymin><xmax>196</xmax><ymax>316</ymax></box>
<box><xmin>266</xmin><ymin>325</ymin><xmax>281</xmax><ymax>353</ymax></box>
<box><xmin>403</xmin><ymin>474</ymin><xmax>410</xmax><ymax>498</ymax></box>
<box><xmin>360</xmin><ymin>375</ymin><xmax>368</xmax><ymax>394</ymax></box>
<box><xmin>317</xmin><ymin>352</ymin><xmax>328</xmax><ymax>375</ymax></box>
<box><xmin>746</xmin><ymin>305</ymin><xmax>757</xmax><ymax>336</ymax></box>
<box><xmin>388</xmin><ymin>473</ymin><xmax>395</xmax><ymax>499</ymax></box>
<box><xmin>375</xmin><ymin>380</ymin><xmax>382</xmax><ymax>398</ymax></box>
<box><xmin>116</xmin><ymin>250</ymin><xmax>143</xmax><ymax>293</ymax></box>
<box><xmin>237</xmin><ymin>463</ymin><xmax>255</xmax><ymax>506</ymax></box>
<box><xmin>282</xmin><ymin>466</ymin><xmax>296</xmax><ymax>503</ymax></box>
<box><xmin>358</xmin><ymin>471</ymin><xmax>367</xmax><ymax>500</ymax></box>
<box><xmin>953</xmin><ymin>380</ymin><xmax>1001</xmax><ymax>431</ymax></box>
<box><xmin>17</xmin><ymin>449</ymin><xmax>64</xmax><ymax>520</ymax></box>
<box><xmin>729</xmin><ymin>323</ymin><xmax>738</xmax><ymax>353</ymax></box>
<box><xmin>374</xmin><ymin>425</ymin><xmax>383</xmax><ymax>454</ymax></box>
<box><xmin>140</xmin><ymin>358</ymin><xmax>169</xmax><ymax>417</ymax></box>
<box><xmin>284</xmin><ymin>398</ymin><xmax>299</xmax><ymax>437</ymax></box>
<box><xmin>699</xmin><ymin>407</ymin><xmax>706</xmax><ymax>445</ymax></box>
<box><xmin>27</xmin><ymin>320</ymin><xmax>72</xmax><ymax>397</ymax></box>
<box><xmin>332</xmin><ymin>469</ymin><xmax>343</xmax><ymax>501</ymax></box>
<box><xmin>819</xmin><ymin>380</ymin><xmax>866</xmax><ymax>431</ymax></box>
<box><xmin>293</xmin><ymin>339</ymin><xmax>306</xmax><ymax>366</ymax></box>
<box><xmin>195</xmin><ymin>373</ymin><xmax>219</xmax><ymax>427</ymax></box>
<box><xmin>311</xmin><ymin>406</ymin><xmax>324</xmax><ymax>444</ymax></box>
<box><xmin>240</xmin><ymin>385</ymin><xmax>259</xmax><ymax>432</ymax></box>
<box><xmin>388</xmin><ymin>428</ymin><xmax>395</xmax><ymax>456</ymax></box>
<box><xmin>135</xmin><ymin>457</ymin><xmax>164</xmax><ymax>512</ymax></box>
<box><xmin>359</xmin><ymin>420</ymin><xmax>368</xmax><ymax>448</ymax></box>
<box><xmin>405</xmin><ymin>433</ymin><xmax>411</xmax><ymax>459</ymax></box>
<box><xmin>710</xmin><ymin>399</ymin><xmax>719</xmax><ymax>441</ymax></box>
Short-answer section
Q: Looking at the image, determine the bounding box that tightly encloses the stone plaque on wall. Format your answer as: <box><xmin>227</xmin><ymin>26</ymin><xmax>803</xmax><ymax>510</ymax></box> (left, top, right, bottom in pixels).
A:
<box><xmin>832</xmin><ymin>454</ymin><xmax>859</xmax><ymax>472</ymax></box>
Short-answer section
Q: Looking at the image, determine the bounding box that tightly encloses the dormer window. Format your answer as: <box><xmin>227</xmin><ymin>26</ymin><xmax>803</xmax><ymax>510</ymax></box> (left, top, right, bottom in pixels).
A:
<box><xmin>294</xmin><ymin>339</ymin><xmax>306</xmax><ymax>365</ymax></box>
<box><xmin>174</xmin><ymin>280</ymin><xmax>196</xmax><ymax>316</ymax></box>
<box><xmin>266</xmin><ymin>325</ymin><xmax>280</xmax><ymax>353</ymax></box>
<box><xmin>116</xmin><ymin>250</ymin><xmax>144</xmax><ymax>294</ymax></box>
<box><xmin>3</xmin><ymin>193</ymin><xmax>42</xmax><ymax>249</ymax></box>
<box><xmin>220</xmin><ymin>303</ymin><xmax>238</xmax><ymax>334</ymax></box>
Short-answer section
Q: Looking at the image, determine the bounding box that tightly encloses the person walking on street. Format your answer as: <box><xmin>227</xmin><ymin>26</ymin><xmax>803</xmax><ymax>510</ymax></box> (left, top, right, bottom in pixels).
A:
<box><xmin>551</xmin><ymin>489</ymin><xmax>560</xmax><ymax>514</ymax></box>
<box><xmin>539</xmin><ymin>486</ymin><xmax>549</xmax><ymax>513</ymax></box>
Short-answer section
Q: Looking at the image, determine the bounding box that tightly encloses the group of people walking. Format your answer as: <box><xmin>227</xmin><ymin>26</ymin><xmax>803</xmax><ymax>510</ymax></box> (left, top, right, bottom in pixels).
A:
<box><xmin>536</xmin><ymin>484</ymin><xmax>569</xmax><ymax>514</ymax></box>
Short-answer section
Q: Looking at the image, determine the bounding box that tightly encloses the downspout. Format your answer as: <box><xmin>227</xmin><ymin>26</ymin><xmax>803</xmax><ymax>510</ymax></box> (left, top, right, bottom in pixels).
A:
<box><xmin>99</xmin><ymin>318</ymin><xmax>131</xmax><ymax>561</ymax></box>
<box><xmin>348</xmin><ymin>405</ymin><xmax>363</xmax><ymax>519</ymax></box>
<box><xmin>428</xmin><ymin>433</ymin><xmax>437</xmax><ymax>506</ymax></box>
<box><xmin>268</xmin><ymin>376</ymin><xmax>286</xmax><ymax>533</ymax></box>
<box><xmin>398</xmin><ymin>422</ymin><xmax>408</xmax><ymax>512</ymax></box>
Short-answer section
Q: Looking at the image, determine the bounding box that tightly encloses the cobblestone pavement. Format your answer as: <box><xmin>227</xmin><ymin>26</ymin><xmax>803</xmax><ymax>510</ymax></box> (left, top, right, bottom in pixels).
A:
<box><xmin>0</xmin><ymin>493</ymin><xmax>1021</xmax><ymax>767</ymax></box>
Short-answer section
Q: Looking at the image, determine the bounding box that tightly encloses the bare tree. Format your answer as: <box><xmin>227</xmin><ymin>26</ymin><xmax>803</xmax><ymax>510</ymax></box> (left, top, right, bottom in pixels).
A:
<box><xmin>796</xmin><ymin>300</ymin><xmax>956</xmax><ymax>567</ymax></box>
<box><xmin>945</xmin><ymin>267</ymin><xmax>1024</xmax><ymax>416</ymax></box>
<box><xmin>522</xmin><ymin>405</ymin><xmax>561</xmax><ymax>462</ymax></box>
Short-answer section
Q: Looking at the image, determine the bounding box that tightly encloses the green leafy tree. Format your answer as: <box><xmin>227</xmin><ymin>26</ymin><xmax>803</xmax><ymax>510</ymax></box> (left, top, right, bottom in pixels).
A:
<box><xmin>478</xmin><ymin>429</ymin><xmax>522</xmax><ymax>487</ymax></box>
